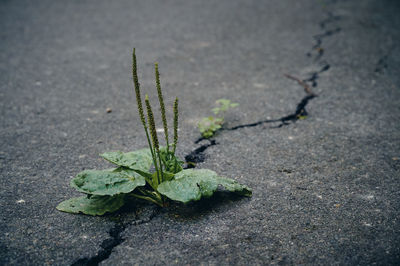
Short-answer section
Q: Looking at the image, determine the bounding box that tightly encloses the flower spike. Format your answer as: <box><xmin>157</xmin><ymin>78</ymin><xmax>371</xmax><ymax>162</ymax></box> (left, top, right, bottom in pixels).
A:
<box><xmin>155</xmin><ymin>62</ymin><xmax>169</xmax><ymax>150</ymax></box>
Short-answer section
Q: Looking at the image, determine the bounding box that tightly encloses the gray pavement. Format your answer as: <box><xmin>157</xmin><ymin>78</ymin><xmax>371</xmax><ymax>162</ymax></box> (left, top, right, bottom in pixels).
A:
<box><xmin>1</xmin><ymin>0</ymin><xmax>400</xmax><ymax>265</ymax></box>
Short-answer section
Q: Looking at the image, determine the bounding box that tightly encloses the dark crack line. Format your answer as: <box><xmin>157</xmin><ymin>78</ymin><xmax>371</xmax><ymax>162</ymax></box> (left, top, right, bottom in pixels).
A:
<box><xmin>184</xmin><ymin>139</ymin><xmax>217</xmax><ymax>167</ymax></box>
<box><xmin>374</xmin><ymin>43</ymin><xmax>395</xmax><ymax>73</ymax></box>
<box><xmin>303</xmin><ymin>63</ymin><xmax>330</xmax><ymax>87</ymax></box>
<box><xmin>284</xmin><ymin>73</ymin><xmax>315</xmax><ymax>95</ymax></box>
<box><xmin>307</xmin><ymin>15</ymin><xmax>341</xmax><ymax>61</ymax></box>
<box><xmin>71</xmin><ymin>223</ymin><xmax>125</xmax><ymax>266</ymax></box>
<box><xmin>319</xmin><ymin>12</ymin><xmax>341</xmax><ymax>29</ymax></box>
<box><xmin>375</xmin><ymin>53</ymin><xmax>391</xmax><ymax>73</ymax></box>
<box><xmin>71</xmin><ymin>207</ymin><xmax>160</xmax><ymax>266</ymax></box>
<box><xmin>184</xmin><ymin>11</ymin><xmax>341</xmax><ymax>166</ymax></box>
<box><xmin>273</xmin><ymin>94</ymin><xmax>317</xmax><ymax>128</ymax></box>
<box><xmin>228</xmin><ymin>94</ymin><xmax>316</xmax><ymax>130</ymax></box>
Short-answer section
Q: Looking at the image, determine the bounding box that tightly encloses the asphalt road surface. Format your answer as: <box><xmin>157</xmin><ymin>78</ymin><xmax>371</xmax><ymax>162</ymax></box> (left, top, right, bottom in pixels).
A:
<box><xmin>1</xmin><ymin>0</ymin><xmax>399</xmax><ymax>265</ymax></box>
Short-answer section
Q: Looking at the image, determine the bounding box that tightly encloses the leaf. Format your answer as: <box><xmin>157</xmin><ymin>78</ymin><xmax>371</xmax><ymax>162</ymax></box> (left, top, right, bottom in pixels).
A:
<box><xmin>215</xmin><ymin>99</ymin><xmax>239</xmax><ymax>113</ymax></box>
<box><xmin>111</xmin><ymin>166</ymin><xmax>150</xmax><ymax>180</ymax></box>
<box><xmin>56</xmin><ymin>195</ymin><xmax>124</xmax><ymax>216</ymax></box>
<box><xmin>107</xmin><ymin>166</ymin><xmax>154</xmax><ymax>185</ymax></box>
<box><xmin>198</xmin><ymin>117</ymin><xmax>223</xmax><ymax>138</ymax></box>
<box><xmin>100</xmin><ymin>148</ymin><xmax>153</xmax><ymax>171</ymax></box>
<box><xmin>71</xmin><ymin>169</ymin><xmax>146</xmax><ymax>196</ymax></box>
<box><xmin>157</xmin><ymin>169</ymin><xmax>252</xmax><ymax>203</ymax></box>
<box><xmin>212</xmin><ymin>107</ymin><xmax>221</xmax><ymax>115</ymax></box>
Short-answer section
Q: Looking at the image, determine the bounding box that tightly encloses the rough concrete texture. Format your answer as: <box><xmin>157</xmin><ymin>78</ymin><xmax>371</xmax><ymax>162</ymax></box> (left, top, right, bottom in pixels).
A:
<box><xmin>1</xmin><ymin>0</ymin><xmax>399</xmax><ymax>265</ymax></box>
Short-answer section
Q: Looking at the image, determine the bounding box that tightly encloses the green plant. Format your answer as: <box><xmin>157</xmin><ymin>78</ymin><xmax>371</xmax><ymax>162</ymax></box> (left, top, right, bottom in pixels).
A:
<box><xmin>56</xmin><ymin>49</ymin><xmax>251</xmax><ymax>215</ymax></box>
<box><xmin>198</xmin><ymin>99</ymin><xmax>239</xmax><ymax>138</ymax></box>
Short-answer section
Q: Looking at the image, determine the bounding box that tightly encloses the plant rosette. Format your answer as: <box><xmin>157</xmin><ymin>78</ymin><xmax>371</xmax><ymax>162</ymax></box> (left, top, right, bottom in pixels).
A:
<box><xmin>57</xmin><ymin>49</ymin><xmax>252</xmax><ymax>216</ymax></box>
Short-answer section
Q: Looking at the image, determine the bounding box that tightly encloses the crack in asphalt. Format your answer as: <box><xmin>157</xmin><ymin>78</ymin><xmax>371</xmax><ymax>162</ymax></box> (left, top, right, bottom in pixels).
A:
<box><xmin>307</xmin><ymin>12</ymin><xmax>341</xmax><ymax>61</ymax></box>
<box><xmin>184</xmin><ymin>139</ymin><xmax>217</xmax><ymax>167</ymax></box>
<box><xmin>71</xmin><ymin>207</ymin><xmax>160</xmax><ymax>266</ymax></box>
<box><xmin>319</xmin><ymin>12</ymin><xmax>341</xmax><ymax>29</ymax></box>
<box><xmin>303</xmin><ymin>63</ymin><xmax>331</xmax><ymax>87</ymax></box>
<box><xmin>375</xmin><ymin>55</ymin><xmax>388</xmax><ymax>73</ymax></box>
<box><xmin>72</xmin><ymin>9</ymin><xmax>342</xmax><ymax>266</ymax></box>
<box><xmin>183</xmin><ymin>11</ymin><xmax>341</xmax><ymax>165</ymax></box>
<box><xmin>374</xmin><ymin>42</ymin><xmax>395</xmax><ymax>74</ymax></box>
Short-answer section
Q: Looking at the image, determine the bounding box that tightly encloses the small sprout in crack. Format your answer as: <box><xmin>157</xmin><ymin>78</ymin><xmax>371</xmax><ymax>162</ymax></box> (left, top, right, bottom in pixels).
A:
<box><xmin>56</xmin><ymin>49</ymin><xmax>251</xmax><ymax>216</ymax></box>
<box><xmin>198</xmin><ymin>99</ymin><xmax>239</xmax><ymax>138</ymax></box>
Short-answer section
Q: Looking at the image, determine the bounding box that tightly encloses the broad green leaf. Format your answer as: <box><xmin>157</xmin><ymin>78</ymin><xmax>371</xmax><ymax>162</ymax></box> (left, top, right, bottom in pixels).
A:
<box><xmin>71</xmin><ymin>169</ymin><xmax>146</xmax><ymax>196</ymax></box>
<box><xmin>112</xmin><ymin>166</ymin><xmax>144</xmax><ymax>177</ymax></box>
<box><xmin>100</xmin><ymin>148</ymin><xmax>152</xmax><ymax>171</ymax></box>
<box><xmin>157</xmin><ymin>169</ymin><xmax>252</xmax><ymax>203</ymax></box>
<box><xmin>56</xmin><ymin>195</ymin><xmax>124</xmax><ymax>216</ymax></box>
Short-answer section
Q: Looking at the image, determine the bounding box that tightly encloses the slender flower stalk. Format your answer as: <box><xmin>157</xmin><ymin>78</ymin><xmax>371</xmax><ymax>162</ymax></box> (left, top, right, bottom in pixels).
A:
<box><xmin>172</xmin><ymin>97</ymin><xmax>179</xmax><ymax>155</ymax></box>
<box><xmin>132</xmin><ymin>48</ymin><xmax>146</xmax><ymax>128</ymax></box>
<box><xmin>132</xmin><ymin>48</ymin><xmax>156</xmax><ymax>162</ymax></box>
<box><xmin>145</xmin><ymin>95</ymin><xmax>159</xmax><ymax>152</ymax></box>
<box><xmin>155</xmin><ymin>63</ymin><xmax>169</xmax><ymax>152</ymax></box>
<box><xmin>145</xmin><ymin>95</ymin><xmax>164</xmax><ymax>185</ymax></box>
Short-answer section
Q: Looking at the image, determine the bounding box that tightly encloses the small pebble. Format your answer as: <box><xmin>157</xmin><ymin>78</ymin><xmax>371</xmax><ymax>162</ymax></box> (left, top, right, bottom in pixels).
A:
<box><xmin>106</xmin><ymin>108</ymin><xmax>112</xmax><ymax>113</ymax></box>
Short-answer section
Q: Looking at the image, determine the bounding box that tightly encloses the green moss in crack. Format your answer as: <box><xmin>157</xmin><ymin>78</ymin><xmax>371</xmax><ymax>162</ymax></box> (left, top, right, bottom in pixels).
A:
<box><xmin>198</xmin><ymin>99</ymin><xmax>239</xmax><ymax>138</ymax></box>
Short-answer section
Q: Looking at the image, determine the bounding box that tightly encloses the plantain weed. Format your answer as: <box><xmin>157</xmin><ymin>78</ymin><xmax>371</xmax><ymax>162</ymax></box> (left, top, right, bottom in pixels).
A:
<box><xmin>57</xmin><ymin>49</ymin><xmax>251</xmax><ymax>215</ymax></box>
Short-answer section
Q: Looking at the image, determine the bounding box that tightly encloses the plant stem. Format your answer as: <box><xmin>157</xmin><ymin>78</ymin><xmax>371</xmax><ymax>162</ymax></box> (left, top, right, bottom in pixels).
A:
<box><xmin>138</xmin><ymin>188</ymin><xmax>163</xmax><ymax>201</ymax></box>
<box><xmin>157</xmin><ymin>152</ymin><xmax>164</xmax><ymax>182</ymax></box>
<box><xmin>130</xmin><ymin>193</ymin><xmax>163</xmax><ymax>207</ymax></box>
<box><xmin>132</xmin><ymin>48</ymin><xmax>158</xmax><ymax>171</ymax></box>
<box><xmin>155</xmin><ymin>63</ymin><xmax>169</xmax><ymax>152</ymax></box>
<box><xmin>145</xmin><ymin>95</ymin><xmax>164</xmax><ymax>185</ymax></box>
<box><xmin>172</xmin><ymin>97</ymin><xmax>179</xmax><ymax>155</ymax></box>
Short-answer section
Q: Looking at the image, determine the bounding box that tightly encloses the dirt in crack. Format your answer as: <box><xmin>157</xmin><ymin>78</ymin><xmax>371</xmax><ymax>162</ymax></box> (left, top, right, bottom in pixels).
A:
<box><xmin>185</xmin><ymin>139</ymin><xmax>217</xmax><ymax>168</ymax></box>
<box><xmin>71</xmin><ymin>207</ymin><xmax>159</xmax><ymax>266</ymax></box>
